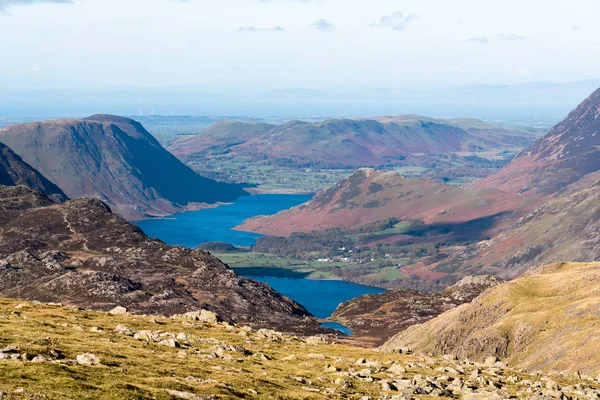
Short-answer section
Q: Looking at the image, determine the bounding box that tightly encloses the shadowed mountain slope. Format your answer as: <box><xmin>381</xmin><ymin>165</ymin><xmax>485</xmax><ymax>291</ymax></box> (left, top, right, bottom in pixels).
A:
<box><xmin>0</xmin><ymin>142</ymin><xmax>67</xmax><ymax>202</ymax></box>
<box><xmin>0</xmin><ymin>115</ymin><xmax>248</xmax><ymax>220</ymax></box>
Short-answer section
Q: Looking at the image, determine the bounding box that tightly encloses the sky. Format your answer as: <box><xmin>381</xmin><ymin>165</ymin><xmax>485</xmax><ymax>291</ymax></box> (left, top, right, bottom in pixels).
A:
<box><xmin>1</xmin><ymin>0</ymin><xmax>599</xmax><ymax>90</ymax></box>
<box><xmin>0</xmin><ymin>0</ymin><xmax>599</xmax><ymax>117</ymax></box>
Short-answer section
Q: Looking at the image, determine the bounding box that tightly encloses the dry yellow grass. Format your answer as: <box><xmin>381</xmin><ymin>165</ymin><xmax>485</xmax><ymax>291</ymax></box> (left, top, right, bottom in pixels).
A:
<box><xmin>383</xmin><ymin>262</ymin><xmax>600</xmax><ymax>376</ymax></box>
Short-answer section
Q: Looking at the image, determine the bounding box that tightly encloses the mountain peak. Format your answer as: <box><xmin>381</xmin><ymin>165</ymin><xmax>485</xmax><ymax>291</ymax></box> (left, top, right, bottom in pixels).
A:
<box><xmin>471</xmin><ymin>88</ymin><xmax>600</xmax><ymax>196</ymax></box>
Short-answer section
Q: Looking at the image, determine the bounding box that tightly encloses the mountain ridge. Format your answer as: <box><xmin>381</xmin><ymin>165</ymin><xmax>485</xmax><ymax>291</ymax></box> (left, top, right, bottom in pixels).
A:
<box><xmin>0</xmin><ymin>184</ymin><xmax>316</xmax><ymax>333</ymax></box>
<box><xmin>470</xmin><ymin>88</ymin><xmax>600</xmax><ymax>195</ymax></box>
<box><xmin>0</xmin><ymin>115</ymin><xmax>248</xmax><ymax>220</ymax></box>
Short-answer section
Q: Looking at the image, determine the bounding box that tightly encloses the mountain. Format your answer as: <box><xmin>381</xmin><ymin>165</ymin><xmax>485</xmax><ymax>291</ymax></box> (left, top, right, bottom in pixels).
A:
<box><xmin>0</xmin><ymin>142</ymin><xmax>67</xmax><ymax>202</ymax></box>
<box><xmin>330</xmin><ymin>275</ymin><xmax>503</xmax><ymax>346</ymax></box>
<box><xmin>2</xmin><ymin>299</ymin><xmax>597</xmax><ymax>400</ymax></box>
<box><xmin>434</xmin><ymin>176</ymin><xmax>600</xmax><ymax>279</ymax></box>
<box><xmin>0</xmin><ymin>115</ymin><xmax>248</xmax><ymax>220</ymax></box>
<box><xmin>382</xmin><ymin>262</ymin><xmax>600</xmax><ymax>376</ymax></box>
<box><xmin>169</xmin><ymin>121</ymin><xmax>276</xmax><ymax>159</ymax></box>
<box><xmin>471</xmin><ymin>88</ymin><xmax>600</xmax><ymax>195</ymax></box>
<box><xmin>0</xmin><ymin>185</ymin><xmax>315</xmax><ymax>333</ymax></box>
<box><xmin>238</xmin><ymin>168</ymin><xmax>536</xmax><ymax>236</ymax></box>
<box><xmin>169</xmin><ymin>116</ymin><xmax>537</xmax><ymax>168</ymax></box>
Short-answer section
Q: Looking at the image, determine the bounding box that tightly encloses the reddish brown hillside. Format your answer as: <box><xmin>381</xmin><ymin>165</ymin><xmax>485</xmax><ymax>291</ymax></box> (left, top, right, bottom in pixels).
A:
<box><xmin>471</xmin><ymin>88</ymin><xmax>600</xmax><ymax>195</ymax></box>
<box><xmin>169</xmin><ymin>116</ymin><xmax>537</xmax><ymax>168</ymax></box>
<box><xmin>238</xmin><ymin>168</ymin><xmax>537</xmax><ymax>236</ymax></box>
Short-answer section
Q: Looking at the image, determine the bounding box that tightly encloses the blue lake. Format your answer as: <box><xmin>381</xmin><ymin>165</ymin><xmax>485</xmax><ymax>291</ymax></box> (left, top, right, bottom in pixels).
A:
<box><xmin>135</xmin><ymin>194</ymin><xmax>312</xmax><ymax>248</ymax></box>
<box><xmin>134</xmin><ymin>194</ymin><xmax>387</xmax><ymax>334</ymax></box>
<box><xmin>233</xmin><ymin>273</ymin><xmax>386</xmax><ymax>335</ymax></box>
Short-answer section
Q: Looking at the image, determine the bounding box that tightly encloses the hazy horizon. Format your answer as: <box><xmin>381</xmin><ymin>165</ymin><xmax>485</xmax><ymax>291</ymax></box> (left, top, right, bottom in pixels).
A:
<box><xmin>1</xmin><ymin>0</ymin><xmax>599</xmax><ymax>119</ymax></box>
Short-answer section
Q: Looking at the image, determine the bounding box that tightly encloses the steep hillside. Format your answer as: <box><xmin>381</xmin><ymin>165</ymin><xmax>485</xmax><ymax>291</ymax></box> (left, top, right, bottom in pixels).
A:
<box><xmin>330</xmin><ymin>275</ymin><xmax>503</xmax><ymax>346</ymax></box>
<box><xmin>238</xmin><ymin>168</ymin><xmax>537</xmax><ymax>236</ymax></box>
<box><xmin>434</xmin><ymin>178</ymin><xmax>600</xmax><ymax>279</ymax></box>
<box><xmin>0</xmin><ymin>185</ymin><xmax>314</xmax><ymax>333</ymax></box>
<box><xmin>0</xmin><ymin>115</ymin><xmax>248</xmax><ymax>220</ymax></box>
<box><xmin>2</xmin><ymin>298</ymin><xmax>598</xmax><ymax>399</ymax></box>
<box><xmin>382</xmin><ymin>262</ymin><xmax>600</xmax><ymax>376</ymax></box>
<box><xmin>471</xmin><ymin>88</ymin><xmax>600</xmax><ymax>195</ymax></box>
<box><xmin>0</xmin><ymin>142</ymin><xmax>67</xmax><ymax>202</ymax></box>
<box><xmin>170</xmin><ymin>115</ymin><xmax>537</xmax><ymax>168</ymax></box>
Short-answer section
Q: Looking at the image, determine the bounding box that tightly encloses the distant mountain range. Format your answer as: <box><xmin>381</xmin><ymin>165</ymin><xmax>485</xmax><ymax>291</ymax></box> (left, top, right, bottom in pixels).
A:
<box><xmin>3</xmin><ymin>80</ymin><xmax>599</xmax><ymax>118</ymax></box>
<box><xmin>239</xmin><ymin>87</ymin><xmax>600</xmax><ymax>285</ymax></box>
<box><xmin>0</xmin><ymin>115</ymin><xmax>248</xmax><ymax>220</ymax></box>
<box><xmin>169</xmin><ymin>116</ymin><xmax>537</xmax><ymax>169</ymax></box>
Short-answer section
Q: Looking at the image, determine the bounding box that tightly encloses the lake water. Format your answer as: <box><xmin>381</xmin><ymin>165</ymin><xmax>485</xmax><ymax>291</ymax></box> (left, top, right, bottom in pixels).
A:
<box><xmin>233</xmin><ymin>273</ymin><xmax>386</xmax><ymax>335</ymax></box>
<box><xmin>135</xmin><ymin>194</ymin><xmax>312</xmax><ymax>248</ymax></box>
<box><xmin>135</xmin><ymin>194</ymin><xmax>387</xmax><ymax>334</ymax></box>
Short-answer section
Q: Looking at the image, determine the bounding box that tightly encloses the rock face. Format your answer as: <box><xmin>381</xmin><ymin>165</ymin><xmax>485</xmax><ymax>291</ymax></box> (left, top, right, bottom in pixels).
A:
<box><xmin>471</xmin><ymin>88</ymin><xmax>600</xmax><ymax>196</ymax></box>
<box><xmin>330</xmin><ymin>275</ymin><xmax>503</xmax><ymax>345</ymax></box>
<box><xmin>0</xmin><ymin>115</ymin><xmax>248</xmax><ymax>220</ymax></box>
<box><xmin>381</xmin><ymin>262</ymin><xmax>600</xmax><ymax>376</ymax></box>
<box><xmin>238</xmin><ymin>168</ymin><xmax>535</xmax><ymax>236</ymax></box>
<box><xmin>0</xmin><ymin>185</ymin><xmax>316</xmax><ymax>333</ymax></box>
<box><xmin>0</xmin><ymin>142</ymin><xmax>67</xmax><ymax>202</ymax></box>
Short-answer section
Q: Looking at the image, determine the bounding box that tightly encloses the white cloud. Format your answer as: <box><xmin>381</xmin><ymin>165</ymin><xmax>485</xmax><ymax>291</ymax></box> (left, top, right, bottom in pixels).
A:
<box><xmin>369</xmin><ymin>11</ymin><xmax>416</xmax><ymax>31</ymax></box>
<box><xmin>312</xmin><ymin>18</ymin><xmax>335</xmax><ymax>32</ymax></box>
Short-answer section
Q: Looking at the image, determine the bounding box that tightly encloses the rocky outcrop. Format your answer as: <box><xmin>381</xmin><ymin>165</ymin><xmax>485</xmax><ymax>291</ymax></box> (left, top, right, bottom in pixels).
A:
<box><xmin>382</xmin><ymin>262</ymin><xmax>600</xmax><ymax>376</ymax></box>
<box><xmin>1</xmin><ymin>297</ymin><xmax>599</xmax><ymax>399</ymax></box>
<box><xmin>0</xmin><ymin>185</ymin><xmax>316</xmax><ymax>334</ymax></box>
<box><xmin>0</xmin><ymin>115</ymin><xmax>248</xmax><ymax>220</ymax></box>
<box><xmin>330</xmin><ymin>275</ymin><xmax>502</xmax><ymax>345</ymax></box>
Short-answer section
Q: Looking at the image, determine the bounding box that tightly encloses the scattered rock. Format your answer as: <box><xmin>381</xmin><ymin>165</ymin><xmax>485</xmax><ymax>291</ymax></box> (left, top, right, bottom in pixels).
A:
<box><xmin>31</xmin><ymin>355</ymin><xmax>49</xmax><ymax>363</ymax></box>
<box><xmin>114</xmin><ymin>324</ymin><xmax>135</xmax><ymax>336</ymax></box>
<box><xmin>306</xmin><ymin>336</ymin><xmax>327</xmax><ymax>346</ymax></box>
<box><xmin>108</xmin><ymin>306</ymin><xmax>127</xmax><ymax>315</ymax></box>
<box><xmin>159</xmin><ymin>339</ymin><xmax>180</xmax><ymax>348</ymax></box>
<box><xmin>76</xmin><ymin>353</ymin><xmax>100</xmax><ymax>366</ymax></box>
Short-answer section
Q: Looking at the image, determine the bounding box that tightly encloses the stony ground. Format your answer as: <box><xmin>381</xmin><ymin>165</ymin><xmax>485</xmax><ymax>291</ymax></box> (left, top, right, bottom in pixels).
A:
<box><xmin>1</xmin><ymin>298</ymin><xmax>599</xmax><ymax>399</ymax></box>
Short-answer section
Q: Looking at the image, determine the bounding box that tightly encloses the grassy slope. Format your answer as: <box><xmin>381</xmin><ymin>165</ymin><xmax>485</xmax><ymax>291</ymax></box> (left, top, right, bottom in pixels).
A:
<box><xmin>1</xmin><ymin>298</ymin><xmax>598</xmax><ymax>399</ymax></box>
<box><xmin>382</xmin><ymin>262</ymin><xmax>600</xmax><ymax>376</ymax></box>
